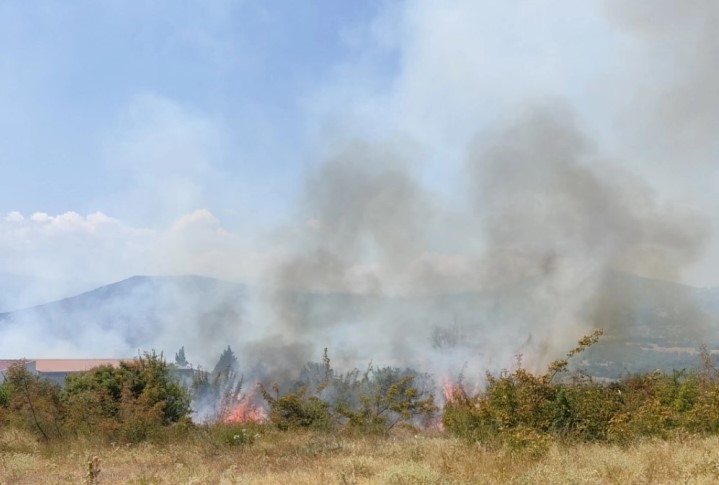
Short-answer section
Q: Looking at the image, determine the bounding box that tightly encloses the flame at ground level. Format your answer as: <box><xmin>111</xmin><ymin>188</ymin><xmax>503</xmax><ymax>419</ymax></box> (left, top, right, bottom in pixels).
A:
<box><xmin>223</xmin><ymin>389</ymin><xmax>267</xmax><ymax>423</ymax></box>
<box><xmin>441</xmin><ymin>377</ymin><xmax>468</xmax><ymax>405</ymax></box>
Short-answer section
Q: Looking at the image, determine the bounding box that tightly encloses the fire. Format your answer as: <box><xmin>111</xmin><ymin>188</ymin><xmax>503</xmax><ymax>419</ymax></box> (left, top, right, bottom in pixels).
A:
<box><xmin>223</xmin><ymin>387</ymin><xmax>267</xmax><ymax>423</ymax></box>
<box><xmin>441</xmin><ymin>377</ymin><xmax>465</xmax><ymax>405</ymax></box>
<box><xmin>442</xmin><ymin>380</ymin><xmax>455</xmax><ymax>404</ymax></box>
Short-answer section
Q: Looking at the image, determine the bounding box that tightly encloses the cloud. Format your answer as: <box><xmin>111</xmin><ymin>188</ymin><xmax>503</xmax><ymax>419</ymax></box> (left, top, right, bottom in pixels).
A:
<box><xmin>4</xmin><ymin>211</ymin><xmax>24</xmax><ymax>222</ymax></box>
<box><xmin>0</xmin><ymin>211</ymin><xmax>140</xmax><ymax>283</ymax></box>
<box><xmin>172</xmin><ymin>209</ymin><xmax>221</xmax><ymax>232</ymax></box>
<box><xmin>0</xmin><ymin>209</ymin><xmax>268</xmax><ymax>290</ymax></box>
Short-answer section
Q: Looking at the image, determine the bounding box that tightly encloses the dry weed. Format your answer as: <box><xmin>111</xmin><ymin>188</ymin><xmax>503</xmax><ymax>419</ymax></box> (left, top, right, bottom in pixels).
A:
<box><xmin>3</xmin><ymin>427</ymin><xmax>719</xmax><ymax>484</ymax></box>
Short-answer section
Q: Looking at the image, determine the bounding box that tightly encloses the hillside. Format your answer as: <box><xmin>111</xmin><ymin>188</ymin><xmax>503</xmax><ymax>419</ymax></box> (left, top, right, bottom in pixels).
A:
<box><xmin>0</xmin><ymin>275</ymin><xmax>249</xmax><ymax>358</ymax></box>
<box><xmin>1</xmin><ymin>272</ymin><xmax>718</xmax><ymax>376</ymax></box>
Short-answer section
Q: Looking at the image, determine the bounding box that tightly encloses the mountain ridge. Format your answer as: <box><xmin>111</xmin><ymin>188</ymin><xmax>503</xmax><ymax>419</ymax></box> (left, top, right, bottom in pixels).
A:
<box><xmin>1</xmin><ymin>272</ymin><xmax>718</xmax><ymax>377</ymax></box>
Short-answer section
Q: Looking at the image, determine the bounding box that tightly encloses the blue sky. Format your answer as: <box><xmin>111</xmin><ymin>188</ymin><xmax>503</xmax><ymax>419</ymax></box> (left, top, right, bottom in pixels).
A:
<box><xmin>0</xmin><ymin>0</ymin><xmax>388</xmax><ymax>224</ymax></box>
<box><xmin>0</xmin><ymin>0</ymin><xmax>619</xmax><ymax>225</ymax></box>
<box><xmin>1</xmin><ymin>0</ymin><xmax>718</xmax><ymax>291</ymax></box>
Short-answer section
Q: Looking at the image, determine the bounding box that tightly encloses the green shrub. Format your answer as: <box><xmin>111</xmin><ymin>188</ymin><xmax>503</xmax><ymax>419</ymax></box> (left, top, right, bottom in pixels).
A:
<box><xmin>1</xmin><ymin>362</ymin><xmax>64</xmax><ymax>441</ymax></box>
<box><xmin>60</xmin><ymin>351</ymin><xmax>191</xmax><ymax>442</ymax></box>
<box><xmin>549</xmin><ymin>381</ymin><xmax>619</xmax><ymax>441</ymax></box>
<box><xmin>259</xmin><ymin>384</ymin><xmax>334</xmax><ymax>431</ymax></box>
<box><xmin>442</xmin><ymin>330</ymin><xmax>719</xmax><ymax>445</ymax></box>
<box><xmin>0</xmin><ymin>381</ymin><xmax>9</xmax><ymax>407</ymax></box>
<box><xmin>504</xmin><ymin>426</ymin><xmax>552</xmax><ymax>458</ymax></box>
<box><xmin>444</xmin><ymin>331</ymin><xmax>618</xmax><ymax>444</ymax></box>
<box><xmin>259</xmin><ymin>350</ymin><xmax>437</xmax><ymax>435</ymax></box>
<box><xmin>336</xmin><ymin>370</ymin><xmax>437</xmax><ymax>435</ymax></box>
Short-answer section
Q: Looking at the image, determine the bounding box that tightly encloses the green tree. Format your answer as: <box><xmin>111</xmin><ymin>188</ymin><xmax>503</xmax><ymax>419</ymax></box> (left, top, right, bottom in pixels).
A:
<box><xmin>2</xmin><ymin>361</ymin><xmax>64</xmax><ymax>440</ymax></box>
<box><xmin>175</xmin><ymin>346</ymin><xmax>189</xmax><ymax>367</ymax></box>
<box><xmin>62</xmin><ymin>351</ymin><xmax>191</xmax><ymax>441</ymax></box>
<box><xmin>336</xmin><ymin>366</ymin><xmax>437</xmax><ymax>433</ymax></box>
<box><xmin>191</xmin><ymin>345</ymin><xmax>243</xmax><ymax>422</ymax></box>
<box><xmin>260</xmin><ymin>350</ymin><xmax>437</xmax><ymax>434</ymax></box>
<box><xmin>212</xmin><ymin>346</ymin><xmax>238</xmax><ymax>377</ymax></box>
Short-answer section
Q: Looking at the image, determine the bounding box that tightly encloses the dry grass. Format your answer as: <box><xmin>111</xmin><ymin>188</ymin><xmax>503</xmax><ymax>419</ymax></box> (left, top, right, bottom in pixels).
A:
<box><xmin>3</xmin><ymin>427</ymin><xmax>719</xmax><ymax>484</ymax></box>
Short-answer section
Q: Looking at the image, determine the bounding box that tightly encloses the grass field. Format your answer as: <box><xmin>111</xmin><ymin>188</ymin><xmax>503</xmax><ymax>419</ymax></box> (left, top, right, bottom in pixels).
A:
<box><xmin>3</xmin><ymin>427</ymin><xmax>719</xmax><ymax>484</ymax></box>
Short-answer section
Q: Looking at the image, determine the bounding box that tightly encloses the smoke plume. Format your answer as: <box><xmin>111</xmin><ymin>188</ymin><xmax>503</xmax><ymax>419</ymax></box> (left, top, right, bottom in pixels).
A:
<box><xmin>1</xmin><ymin>1</ymin><xmax>716</xmax><ymax>387</ymax></box>
<box><xmin>253</xmin><ymin>97</ymin><xmax>710</xmax><ymax>379</ymax></box>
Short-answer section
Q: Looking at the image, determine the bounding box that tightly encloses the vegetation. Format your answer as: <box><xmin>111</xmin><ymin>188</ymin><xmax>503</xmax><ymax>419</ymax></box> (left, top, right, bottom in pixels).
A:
<box><xmin>190</xmin><ymin>345</ymin><xmax>244</xmax><ymax>422</ymax></box>
<box><xmin>7</xmin><ymin>335</ymin><xmax>719</xmax><ymax>482</ymax></box>
<box><xmin>259</xmin><ymin>349</ymin><xmax>437</xmax><ymax>434</ymax></box>
<box><xmin>443</xmin><ymin>330</ymin><xmax>719</xmax><ymax>452</ymax></box>
<box><xmin>0</xmin><ymin>361</ymin><xmax>64</xmax><ymax>441</ymax></box>
<box><xmin>174</xmin><ymin>346</ymin><xmax>188</xmax><ymax>367</ymax></box>
<box><xmin>3</xmin><ymin>426</ymin><xmax>719</xmax><ymax>483</ymax></box>
<box><xmin>0</xmin><ymin>352</ymin><xmax>191</xmax><ymax>443</ymax></box>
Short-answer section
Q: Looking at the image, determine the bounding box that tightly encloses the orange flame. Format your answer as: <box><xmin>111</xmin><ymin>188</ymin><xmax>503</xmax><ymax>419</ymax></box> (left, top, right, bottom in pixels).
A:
<box><xmin>442</xmin><ymin>382</ymin><xmax>454</xmax><ymax>404</ymax></box>
<box><xmin>223</xmin><ymin>387</ymin><xmax>267</xmax><ymax>423</ymax></box>
<box><xmin>441</xmin><ymin>377</ymin><xmax>464</xmax><ymax>404</ymax></box>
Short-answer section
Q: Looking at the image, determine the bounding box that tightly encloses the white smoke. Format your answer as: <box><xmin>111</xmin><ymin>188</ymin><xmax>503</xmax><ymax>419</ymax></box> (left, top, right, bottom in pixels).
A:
<box><xmin>1</xmin><ymin>1</ymin><xmax>716</xmax><ymax>383</ymax></box>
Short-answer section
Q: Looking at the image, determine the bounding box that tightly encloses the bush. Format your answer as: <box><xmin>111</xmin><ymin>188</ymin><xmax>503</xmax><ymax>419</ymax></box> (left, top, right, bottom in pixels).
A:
<box><xmin>550</xmin><ymin>381</ymin><xmax>619</xmax><ymax>441</ymax></box>
<box><xmin>259</xmin><ymin>351</ymin><xmax>437</xmax><ymax>434</ymax></box>
<box><xmin>61</xmin><ymin>351</ymin><xmax>191</xmax><ymax>442</ymax></box>
<box><xmin>190</xmin><ymin>350</ymin><xmax>244</xmax><ymax>423</ymax></box>
<box><xmin>1</xmin><ymin>362</ymin><xmax>64</xmax><ymax>441</ymax></box>
<box><xmin>443</xmin><ymin>330</ymin><xmax>719</xmax><ymax>446</ymax></box>
<box><xmin>336</xmin><ymin>368</ymin><xmax>437</xmax><ymax>435</ymax></box>
<box><xmin>444</xmin><ymin>330</ymin><xmax>619</xmax><ymax>444</ymax></box>
<box><xmin>0</xmin><ymin>381</ymin><xmax>9</xmax><ymax>407</ymax></box>
<box><xmin>259</xmin><ymin>384</ymin><xmax>334</xmax><ymax>431</ymax></box>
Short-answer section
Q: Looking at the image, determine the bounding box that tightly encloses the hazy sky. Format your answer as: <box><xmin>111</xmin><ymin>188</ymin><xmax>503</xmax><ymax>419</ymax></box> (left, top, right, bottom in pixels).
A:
<box><xmin>2</xmin><ymin>0</ymin><xmax>717</xmax><ymax>290</ymax></box>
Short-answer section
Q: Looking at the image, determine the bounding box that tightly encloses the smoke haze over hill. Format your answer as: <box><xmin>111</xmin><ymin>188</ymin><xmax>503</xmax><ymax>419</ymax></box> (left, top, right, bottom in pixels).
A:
<box><xmin>1</xmin><ymin>1</ymin><xmax>718</xmax><ymax>380</ymax></box>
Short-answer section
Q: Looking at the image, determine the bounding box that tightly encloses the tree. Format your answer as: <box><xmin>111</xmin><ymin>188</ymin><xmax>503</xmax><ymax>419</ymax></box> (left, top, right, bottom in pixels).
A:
<box><xmin>212</xmin><ymin>346</ymin><xmax>238</xmax><ymax>377</ymax></box>
<box><xmin>2</xmin><ymin>361</ymin><xmax>64</xmax><ymax>440</ymax></box>
<box><xmin>175</xmin><ymin>346</ymin><xmax>189</xmax><ymax>367</ymax></box>
<box><xmin>260</xmin><ymin>349</ymin><xmax>437</xmax><ymax>433</ymax></box>
<box><xmin>335</xmin><ymin>366</ymin><xmax>437</xmax><ymax>433</ymax></box>
<box><xmin>61</xmin><ymin>351</ymin><xmax>192</xmax><ymax>441</ymax></box>
<box><xmin>191</xmin><ymin>345</ymin><xmax>243</xmax><ymax>422</ymax></box>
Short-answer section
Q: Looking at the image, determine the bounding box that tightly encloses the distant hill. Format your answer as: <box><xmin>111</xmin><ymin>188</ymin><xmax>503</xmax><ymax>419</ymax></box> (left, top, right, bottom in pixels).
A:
<box><xmin>574</xmin><ymin>272</ymin><xmax>719</xmax><ymax>376</ymax></box>
<box><xmin>1</xmin><ymin>272</ymin><xmax>718</xmax><ymax>376</ymax></box>
<box><xmin>0</xmin><ymin>275</ymin><xmax>249</xmax><ymax>355</ymax></box>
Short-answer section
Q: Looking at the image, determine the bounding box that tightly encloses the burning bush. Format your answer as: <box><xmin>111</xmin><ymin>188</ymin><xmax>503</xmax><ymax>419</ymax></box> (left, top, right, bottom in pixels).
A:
<box><xmin>189</xmin><ymin>345</ymin><xmax>268</xmax><ymax>425</ymax></box>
